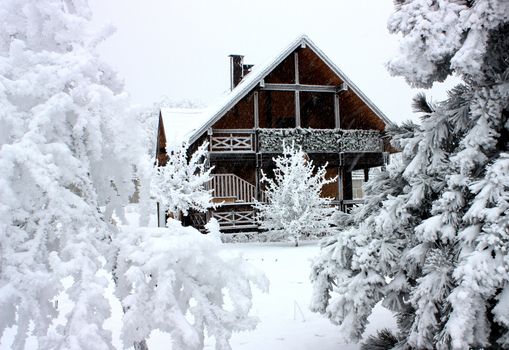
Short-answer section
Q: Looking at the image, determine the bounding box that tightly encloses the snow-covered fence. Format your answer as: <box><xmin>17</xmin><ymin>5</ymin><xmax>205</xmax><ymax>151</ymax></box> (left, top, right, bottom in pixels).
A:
<box><xmin>212</xmin><ymin>210</ymin><xmax>257</xmax><ymax>230</ymax></box>
<box><xmin>257</xmin><ymin>128</ymin><xmax>383</xmax><ymax>153</ymax></box>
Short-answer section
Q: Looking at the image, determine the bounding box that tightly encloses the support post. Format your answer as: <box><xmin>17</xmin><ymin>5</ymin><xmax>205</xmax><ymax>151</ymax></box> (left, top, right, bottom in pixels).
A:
<box><xmin>364</xmin><ymin>168</ymin><xmax>369</xmax><ymax>182</ymax></box>
<box><xmin>294</xmin><ymin>52</ymin><xmax>300</xmax><ymax>127</ymax></box>
<box><xmin>255</xmin><ymin>154</ymin><xmax>260</xmax><ymax>201</ymax></box>
<box><xmin>157</xmin><ymin>202</ymin><xmax>166</xmax><ymax>228</ymax></box>
<box><xmin>342</xmin><ymin>168</ymin><xmax>353</xmax><ymax>201</ymax></box>
<box><xmin>295</xmin><ymin>91</ymin><xmax>301</xmax><ymax>127</ymax></box>
<box><xmin>337</xmin><ymin>167</ymin><xmax>343</xmax><ymax>201</ymax></box>
<box><xmin>254</xmin><ymin>91</ymin><xmax>259</xmax><ymax>129</ymax></box>
<box><xmin>334</xmin><ymin>93</ymin><xmax>340</xmax><ymax>129</ymax></box>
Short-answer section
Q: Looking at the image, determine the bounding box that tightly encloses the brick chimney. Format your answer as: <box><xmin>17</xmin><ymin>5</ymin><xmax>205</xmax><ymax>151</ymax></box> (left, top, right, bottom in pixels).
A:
<box><xmin>229</xmin><ymin>54</ymin><xmax>244</xmax><ymax>90</ymax></box>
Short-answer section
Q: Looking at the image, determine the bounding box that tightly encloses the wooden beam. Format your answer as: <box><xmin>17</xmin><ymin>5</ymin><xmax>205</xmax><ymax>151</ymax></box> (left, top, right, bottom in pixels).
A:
<box><xmin>334</xmin><ymin>93</ymin><xmax>340</xmax><ymax>128</ymax></box>
<box><xmin>254</xmin><ymin>91</ymin><xmax>259</xmax><ymax>129</ymax></box>
<box><xmin>260</xmin><ymin>83</ymin><xmax>341</xmax><ymax>93</ymax></box>
<box><xmin>337</xmin><ymin>168</ymin><xmax>343</xmax><ymax>201</ymax></box>
<box><xmin>342</xmin><ymin>169</ymin><xmax>353</xmax><ymax>201</ymax></box>
<box><xmin>295</xmin><ymin>91</ymin><xmax>301</xmax><ymax>127</ymax></box>
<box><xmin>294</xmin><ymin>52</ymin><xmax>301</xmax><ymax>127</ymax></box>
<box><xmin>294</xmin><ymin>52</ymin><xmax>299</xmax><ymax>84</ymax></box>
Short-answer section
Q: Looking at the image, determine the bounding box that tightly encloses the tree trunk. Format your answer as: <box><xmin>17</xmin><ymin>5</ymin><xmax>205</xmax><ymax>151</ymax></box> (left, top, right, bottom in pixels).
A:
<box><xmin>133</xmin><ymin>340</ymin><xmax>149</xmax><ymax>350</ymax></box>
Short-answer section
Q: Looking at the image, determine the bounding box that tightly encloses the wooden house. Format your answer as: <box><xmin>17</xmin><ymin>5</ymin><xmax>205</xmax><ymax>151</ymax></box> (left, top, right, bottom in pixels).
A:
<box><xmin>156</xmin><ymin>35</ymin><xmax>393</xmax><ymax>231</ymax></box>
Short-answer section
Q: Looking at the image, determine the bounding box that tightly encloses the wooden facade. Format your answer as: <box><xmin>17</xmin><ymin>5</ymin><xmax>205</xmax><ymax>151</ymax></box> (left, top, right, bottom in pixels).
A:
<box><xmin>156</xmin><ymin>36</ymin><xmax>393</xmax><ymax>232</ymax></box>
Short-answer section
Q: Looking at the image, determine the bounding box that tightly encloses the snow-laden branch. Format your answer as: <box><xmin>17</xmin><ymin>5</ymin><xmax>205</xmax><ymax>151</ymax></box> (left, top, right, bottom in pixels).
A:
<box><xmin>114</xmin><ymin>219</ymin><xmax>268</xmax><ymax>350</ymax></box>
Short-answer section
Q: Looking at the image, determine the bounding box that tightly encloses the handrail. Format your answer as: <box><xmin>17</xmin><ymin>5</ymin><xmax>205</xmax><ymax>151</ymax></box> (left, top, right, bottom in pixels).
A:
<box><xmin>211</xmin><ymin>173</ymin><xmax>258</xmax><ymax>203</ymax></box>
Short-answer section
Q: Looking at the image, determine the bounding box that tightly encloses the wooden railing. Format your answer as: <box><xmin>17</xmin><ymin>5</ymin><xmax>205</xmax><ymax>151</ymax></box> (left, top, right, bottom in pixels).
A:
<box><xmin>212</xmin><ymin>210</ymin><xmax>257</xmax><ymax>230</ymax></box>
<box><xmin>258</xmin><ymin>128</ymin><xmax>383</xmax><ymax>153</ymax></box>
<box><xmin>209</xmin><ymin>129</ymin><xmax>255</xmax><ymax>152</ymax></box>
<box><xmin>341</xmin><ymin>199</ymin><xmax>364</xmax><ymax>213</ymax></box>
<box><xmin>208</xmin><ymin>128</ymin><xmax>383</xmax><ymax>154</ymax></box>
<box><xmin>210</xmin><ymin>173</ymin><xmax>259</xmax><ymax>203</ymax></box>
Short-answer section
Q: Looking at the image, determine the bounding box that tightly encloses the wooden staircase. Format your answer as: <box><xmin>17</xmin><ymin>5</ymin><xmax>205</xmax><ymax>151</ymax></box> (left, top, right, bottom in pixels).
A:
<box><xmin>210</xmin><ymin>173</ymin><xmax>260</xmax><ymax>203</ymax></box>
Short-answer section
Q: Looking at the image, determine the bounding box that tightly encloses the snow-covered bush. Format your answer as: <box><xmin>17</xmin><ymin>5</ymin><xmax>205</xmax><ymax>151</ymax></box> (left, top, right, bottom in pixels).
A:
<box><xmin>255</xmin><ymin>144</ymin><xmax>336</xmax><ymax>246</ymax></box>
<box><xmin>114</xmin><ymin>219</ymin><xmax>268</xmax><ymax>350</ymax></box>
<box><xmin>0</xmin><ymin>1</ymin><xmax>144</xmax><ymax>348</ymax></box>
<box><xmin>312</xmin><ymin>1</ymin><xmax>509</xmax><ymax>348</ymax></box>
<box><xmin>151</xmin><ymin>142</ymin><xmax>213</xmax><ymax>221</ymax></box>
<box><xmin>0</xmin><ymin>2</ymin><xmax>258</xmax><ymax>350</ymax></box>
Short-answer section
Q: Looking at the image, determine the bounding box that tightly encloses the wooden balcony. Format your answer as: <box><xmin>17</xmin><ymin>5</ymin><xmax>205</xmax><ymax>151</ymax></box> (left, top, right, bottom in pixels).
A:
<box><xmin>208</xmin><ymin>128</ymin><xmax>383</xmax><ymax>154</ymax></box>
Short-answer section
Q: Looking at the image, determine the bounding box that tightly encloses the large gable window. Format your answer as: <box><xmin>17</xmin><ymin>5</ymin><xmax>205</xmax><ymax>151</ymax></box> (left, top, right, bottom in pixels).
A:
<box><xmin>300</xmin><ymin>92</ymin><xmax>335</xmax><ymax>129</ymax></box>
<box><xmin>258</xmin><ymin>91</ymin><xmax>296</xmax><ymax>129</ymax></box>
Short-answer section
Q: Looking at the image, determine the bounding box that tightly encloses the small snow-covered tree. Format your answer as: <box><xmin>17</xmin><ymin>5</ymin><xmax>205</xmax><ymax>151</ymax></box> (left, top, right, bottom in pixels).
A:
<box><xmin>151</xmin><ymin>141</ymin><xmax>213</xmax><ymax>221</ymax></box>
<box><xmin>312</xmin><ymin>1</ymin><xmax>509</xmax><ymax>348</ymax></box>
<box><xmin>114</xmin><ymin>219</ymin><xmax>268</xmax><ymax>350</ymax></box>
<box><xmin>134</xmin><ymin>99</ymin><xmax>204</xmax><ymax>227</ymax></box>
<box><xmin>255</xmin><ymin>144</ymin><xmax>336</xmax><ymax>246</ymax></box>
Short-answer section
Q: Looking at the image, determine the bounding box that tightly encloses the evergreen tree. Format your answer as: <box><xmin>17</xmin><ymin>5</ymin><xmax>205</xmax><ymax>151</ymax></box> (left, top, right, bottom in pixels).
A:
<box><xmin>0</xmin><ymin>0</ymin><xmax>142</xmax><ymax>348</ymax></box>
<box><xmin>311</xmin><ymin>1</ymin><xmax>509</xmax><ymax>348</ymax></box>
<box><xmin>0</xmin><ymin>2</ymin><xmax>262</xmax><ymax>350</ymax></box>
<box><xmin>255</xmin><ymin>144</ymin><xmax>335</xmax><ymax>246</ymax></box>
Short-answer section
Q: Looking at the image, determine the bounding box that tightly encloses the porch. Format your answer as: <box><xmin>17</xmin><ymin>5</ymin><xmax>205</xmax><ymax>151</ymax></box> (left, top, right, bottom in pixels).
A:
<box><xmin>191</xmin><ymin>172</ymin><xmax>366</xmax><ymax>232</ymax></box>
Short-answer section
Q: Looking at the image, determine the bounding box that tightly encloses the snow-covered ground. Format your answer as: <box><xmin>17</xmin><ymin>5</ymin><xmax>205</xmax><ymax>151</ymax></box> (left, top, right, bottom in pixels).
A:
<box><xmin>1</xmin><ymin>207</ymin><xmax>396</xmax><ymax>349</ymax></box>
<box><xmin>146</xmin><ymin>240</ymin><xmax>395</xmax><ymax>350</ymax></box>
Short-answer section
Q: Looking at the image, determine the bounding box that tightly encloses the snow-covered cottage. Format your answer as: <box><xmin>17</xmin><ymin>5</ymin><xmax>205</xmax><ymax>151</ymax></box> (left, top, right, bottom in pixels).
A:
<box><xmin>156</xmin><ymin>35</ymin><xmax>393</xmax><ymax>231</ymax></box>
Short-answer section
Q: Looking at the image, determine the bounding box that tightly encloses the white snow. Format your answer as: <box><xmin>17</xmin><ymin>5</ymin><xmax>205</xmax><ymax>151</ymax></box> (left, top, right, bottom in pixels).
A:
<box><xmin>160</xmin><ymin>108</ymin><xmax>208</xmax><ymax>150</ymax></box>
<box><xmin>0</xmin><ymin>205</ymin><xmax>396</xmax><ymax>349</ymax></box>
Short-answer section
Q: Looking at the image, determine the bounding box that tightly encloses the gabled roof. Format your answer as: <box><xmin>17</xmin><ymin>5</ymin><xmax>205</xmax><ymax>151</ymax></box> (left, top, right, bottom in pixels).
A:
<box><xmin>185</xmin><ymin>34</ymin><xmax>393</xmax><ymax>145</ymax></box>
<box><xmin>160</xmin><ymin>35</ymin><xmax>393</xmax><ymax>149</ymax></box>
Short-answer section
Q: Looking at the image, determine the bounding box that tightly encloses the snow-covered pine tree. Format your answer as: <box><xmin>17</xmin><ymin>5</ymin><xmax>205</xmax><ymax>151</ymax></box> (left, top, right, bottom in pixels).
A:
<box><xmin>312</xmin><ymin>1</ymin><xmax>509</xmax><ymax>348</ymax></box>
<box><xmin>0</xmin><ymin>0</ymin><xmax>143</xmax><ymax>348</ymax></box>
<box><xmin>310</xmin><ymin>120</ymin><xmax>425</xmax><ymax>342</ymax></box>
<box><xmin>255</xmin><ymin>143</ymin><xmax>336</xmax><ymax>246</ymax></box>
<box><xmin>0</xmin><ymin>2</ymin><xmax>266</xmax><ymax>350</ymax></box>
<box><xmin>151</xmin><ymin>141</ymin><xmax>213</xmax><ymax>222</ymax></box>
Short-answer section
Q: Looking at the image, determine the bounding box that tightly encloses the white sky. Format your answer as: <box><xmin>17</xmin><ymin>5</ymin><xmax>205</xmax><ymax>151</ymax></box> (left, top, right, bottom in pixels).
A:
<box><xmin>90</xmin><ymin>0</ymin><xmax>458</xmax><ymax>124</ymax></box>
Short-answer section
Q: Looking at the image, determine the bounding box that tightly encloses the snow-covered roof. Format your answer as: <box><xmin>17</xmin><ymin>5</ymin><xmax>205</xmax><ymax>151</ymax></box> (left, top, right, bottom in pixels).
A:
<box><xmin>160</xmin><ymin>108</ymin><xmax>208</xmax><ymax>150</ymax></box>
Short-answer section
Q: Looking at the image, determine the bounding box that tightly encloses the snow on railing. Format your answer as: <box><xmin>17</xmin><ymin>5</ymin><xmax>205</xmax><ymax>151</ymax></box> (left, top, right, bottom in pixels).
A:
<box><xmin>257</xmin><ymin>128</ymin><xmax>383</xmax><ymax>153</ymax></box>
<box><xmin>212</xmin><ymin>210</ymin><xmax>257</xmax><ymax>230</ymax></box>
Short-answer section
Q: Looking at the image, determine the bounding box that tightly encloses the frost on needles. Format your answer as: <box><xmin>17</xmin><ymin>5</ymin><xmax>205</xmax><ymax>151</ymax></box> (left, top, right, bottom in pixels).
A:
<box><xmin>311</xmin><ymin>1</ymin><xmax>509</xmax><ymax>349</ymax></box>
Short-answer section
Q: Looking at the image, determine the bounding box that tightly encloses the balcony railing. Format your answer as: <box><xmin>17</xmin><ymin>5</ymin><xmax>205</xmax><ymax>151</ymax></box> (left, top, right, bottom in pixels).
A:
<box><xmin>257</xmin><ymin>128</ymin><xmax>383</xmax><ymax>153</ymax></box>
<box><xmin>209</xmin><ymin>129</ymin><xmax>255</xmax><ymax>152</ymax></box>
<box><xmin>208</xmin><ymin>128</ymin><xmax>383</xmax><ymax>153</ymax></box>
